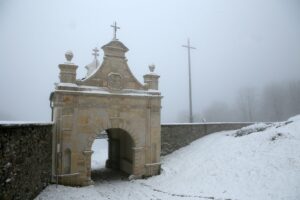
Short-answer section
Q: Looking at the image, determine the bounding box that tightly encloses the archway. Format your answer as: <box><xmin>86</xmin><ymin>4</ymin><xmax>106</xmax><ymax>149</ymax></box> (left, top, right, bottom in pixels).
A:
<box><xmin>51</xmin><ymin>36</ymin><xmax>162</xmax><ymax>186</ymax></box>
<box><xmin>91</xmin><ymin>128</ymin><xmax>134</xmax><ymax>182</ymax></box>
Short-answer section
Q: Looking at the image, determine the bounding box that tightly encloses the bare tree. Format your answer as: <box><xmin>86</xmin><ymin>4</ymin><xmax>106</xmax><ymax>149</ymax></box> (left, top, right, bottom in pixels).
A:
<box><xmin>203</xmin><ymin>101</ymin><xmax>235</xmax><ymax>122</ymax></box>
<box><xmin>287</xmin><ymin>80</ymin><xmax>300</xmax><ymax>118</ymax></box>
<box><xmin>195</xmin><ymin>80</ymin><xmax>300</xmax><ymax>123</ymax></box>
<box><xmin>261</xmin><ymin>83</ymin><xmax>288</xmax><ymax>121</ymax></box>
<box><xmin>236</xmin><ymin>87</ymin><xmax>257</xmax><ymax>121</ymax></box>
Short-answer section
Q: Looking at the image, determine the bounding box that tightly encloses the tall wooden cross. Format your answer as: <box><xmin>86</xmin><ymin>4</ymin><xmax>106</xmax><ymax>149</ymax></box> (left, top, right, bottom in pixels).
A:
<box><xmin>182</xmin><ymin>38</ymin><xmax>196</xmax><ymax>123</ymax></box>
<box><xmin>111</xmin><ymin>21</ymin><xmax>120</xmax><ymax>40</ymax></box>
<box><xmin>92</xmin><ymin>47</ymin><xmax>99</xmax><ymax>59</ymax></box>
<box><xmin>92</xmin><ymin>47</ymin><xmax>99</xmax><ymax>67</ymax></box>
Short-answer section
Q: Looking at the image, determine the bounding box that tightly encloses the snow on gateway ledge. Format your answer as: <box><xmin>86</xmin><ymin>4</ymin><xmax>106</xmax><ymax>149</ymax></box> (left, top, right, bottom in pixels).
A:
<box><xmin>0</xmin><ymin>121</ymin><xmax>53</xmax><ymax>126</ymax></box>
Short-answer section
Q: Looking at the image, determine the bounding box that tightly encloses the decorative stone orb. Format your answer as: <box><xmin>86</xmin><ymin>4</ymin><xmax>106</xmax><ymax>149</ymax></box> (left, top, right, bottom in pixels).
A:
<box><xmin>149</xmin><ymin>64</ymin><xmax>155</xmax><ymax>72</ymax></box>
<box><xmin>65</xmin><ymin>51</ymin><xmax>74</xmax><ymax>62</ymax></box>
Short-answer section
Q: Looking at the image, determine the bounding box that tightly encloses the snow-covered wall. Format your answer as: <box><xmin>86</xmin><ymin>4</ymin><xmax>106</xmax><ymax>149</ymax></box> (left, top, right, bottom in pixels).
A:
<box><xmin>161</xmin><ymin>123</ymin><xmax>252</xmax><ymax>155</ymax></box>
<box><xmin>0</xmin><ymin>123</ymin><xmax>53</xmax><ymax>200</ymax></box>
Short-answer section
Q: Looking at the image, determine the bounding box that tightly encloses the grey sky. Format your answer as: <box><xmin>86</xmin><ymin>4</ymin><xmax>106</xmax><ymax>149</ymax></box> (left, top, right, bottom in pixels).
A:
<box><xmin>0</xmin><ymin>0</ymin><xmax>299</xmax><ymax>122</ymax></box>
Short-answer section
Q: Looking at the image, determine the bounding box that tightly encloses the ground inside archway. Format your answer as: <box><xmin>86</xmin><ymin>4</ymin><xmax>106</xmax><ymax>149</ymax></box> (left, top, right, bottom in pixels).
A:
<box><xmin>91</xmin><ymin>138</ymin><xmax>129</xmax><ymax>182</ymax></box>
<box><xmin>36</xmin><ymin>115</ymin><xmax>300</xmax><ymax>200</ymax></box>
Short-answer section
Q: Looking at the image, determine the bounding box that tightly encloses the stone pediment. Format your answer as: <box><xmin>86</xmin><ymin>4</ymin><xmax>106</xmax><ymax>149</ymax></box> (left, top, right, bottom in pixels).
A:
<box><xmin>77</xmin><ymin>40</ymin><xmax>144</xmax><ymax>91</ymax></box>
<box><xmin>102</xmin><ymin>40</ymin><xmax>129</xmax><ymax>53</ymax></box>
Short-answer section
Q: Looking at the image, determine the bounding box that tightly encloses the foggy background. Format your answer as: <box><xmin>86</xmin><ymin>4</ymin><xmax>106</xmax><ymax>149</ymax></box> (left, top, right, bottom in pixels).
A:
<box><xmin>0</xmin><ymin>0</ymin><xmax>299</xmax><ymax>123</ymax></box>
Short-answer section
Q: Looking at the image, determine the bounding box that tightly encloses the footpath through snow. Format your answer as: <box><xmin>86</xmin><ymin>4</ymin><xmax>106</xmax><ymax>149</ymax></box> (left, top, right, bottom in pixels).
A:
<box><xmin>36</xmin><ymin>116</ymin><xmax>300</xmax><ymax>200</ymax></box>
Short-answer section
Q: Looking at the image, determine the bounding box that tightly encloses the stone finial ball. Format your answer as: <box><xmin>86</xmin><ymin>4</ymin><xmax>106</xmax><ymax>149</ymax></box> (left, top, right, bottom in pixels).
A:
<box><xmin>149</xmin><ymin>64</ymin><xmax>155</xmax><ymax>72</ymax></box>
<box><xmin>65</xmin><ymin>50</ymin><xmax>74</xmax><ymax>62</ymax></box>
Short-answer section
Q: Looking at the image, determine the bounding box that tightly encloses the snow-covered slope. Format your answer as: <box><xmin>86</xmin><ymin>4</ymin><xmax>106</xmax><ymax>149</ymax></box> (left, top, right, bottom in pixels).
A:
<box><xmin>36</xmin><ymin>116</ymin><xmax>300</xmax><ymax>200</ymax></box>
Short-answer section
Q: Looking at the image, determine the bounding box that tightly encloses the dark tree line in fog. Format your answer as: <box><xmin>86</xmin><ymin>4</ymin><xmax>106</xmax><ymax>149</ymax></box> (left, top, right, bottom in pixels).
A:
<box><xmin>199</xmin><ymin>80</ymin><xmax>300</xmax><ymax>122</ymax></box>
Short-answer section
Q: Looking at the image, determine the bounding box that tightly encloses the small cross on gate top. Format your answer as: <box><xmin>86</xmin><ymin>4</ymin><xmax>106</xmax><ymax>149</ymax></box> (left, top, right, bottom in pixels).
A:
<box><xmin>111</xmin><ymin>21</ymin><xmax>120</xmax><ymax>40</ymax></box>
<box><xmin>92</xmin><ymin>47</ymin><xmax>99</xmax><ymax>59</ymax></box>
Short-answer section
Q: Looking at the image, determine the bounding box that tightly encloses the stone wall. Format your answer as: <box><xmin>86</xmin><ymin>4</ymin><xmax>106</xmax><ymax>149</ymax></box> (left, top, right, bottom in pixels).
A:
<box><xmin>0</xmin><ymin>123</ymin><xmax>53</xmax><ymax>200</ymax></box>
<box><xmin>0</xmin><ymin>121</ymin><xmax>251</xmax><ymax>198</ymax></box>
<box><xmin>161</xmin><ymin>123</ymin><xmax>252</xmax><ymax>156</ymax></box>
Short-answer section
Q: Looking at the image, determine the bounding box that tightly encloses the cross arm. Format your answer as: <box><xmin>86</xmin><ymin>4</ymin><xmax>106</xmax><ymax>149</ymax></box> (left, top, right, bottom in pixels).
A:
<box><xmin>182</xmin><ymin>45</ymin><xmax>196</xmax><ymax>49</ymax></box>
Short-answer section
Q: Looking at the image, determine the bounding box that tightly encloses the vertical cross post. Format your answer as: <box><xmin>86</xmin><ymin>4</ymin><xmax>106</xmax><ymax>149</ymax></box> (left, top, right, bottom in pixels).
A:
<box><xmin>92</xmin><ymin>47</ymin><xmax>99</xmax><ymax>67</ymax></box>
<box><xmin>111</xmin><ymin>21</ymin><xmax>120</xmax><ymax>40</ymax></box>
<box><xmin>182</xmin><ymin>38</ymin><xmax>196</xmax><ymax>123</ymax></box>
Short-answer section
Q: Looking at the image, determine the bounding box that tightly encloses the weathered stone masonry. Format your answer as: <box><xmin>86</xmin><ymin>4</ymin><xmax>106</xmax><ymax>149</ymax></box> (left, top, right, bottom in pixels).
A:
<box><xmin>0</xmin><ymin>123</ymin><xmax>52</xmax><ymax>200</ymax></box>
<box><xmin>161</xmin><ymin>123</ymin><xmax>252</xmax><ymax>156</ymax></box>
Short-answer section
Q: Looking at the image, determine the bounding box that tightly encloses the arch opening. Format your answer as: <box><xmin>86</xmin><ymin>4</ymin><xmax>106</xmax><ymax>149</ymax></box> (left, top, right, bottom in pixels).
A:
<box><xmin>91</xmin><ymin>128</ymin><xmax>134</xmax><ymax>181</ymax></box>
<box><xmin>91</xmin><ymin>131</ymin><xmax>108</xmax><ymax>171</ymax></box>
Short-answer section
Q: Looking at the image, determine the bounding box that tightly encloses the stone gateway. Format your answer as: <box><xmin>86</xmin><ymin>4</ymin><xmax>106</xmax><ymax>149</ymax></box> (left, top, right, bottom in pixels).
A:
<box><xmin>50</xmin><ymin>30</ymin><xmax>162</xmax><ymax>186</ymax></box>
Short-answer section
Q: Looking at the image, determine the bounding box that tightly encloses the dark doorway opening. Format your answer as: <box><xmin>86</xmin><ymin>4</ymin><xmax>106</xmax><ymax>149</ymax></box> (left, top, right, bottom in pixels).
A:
<box><xmin>91</xmin><ymin>128</ymin><xmax>134</xmax><ymax>182</ymax></box>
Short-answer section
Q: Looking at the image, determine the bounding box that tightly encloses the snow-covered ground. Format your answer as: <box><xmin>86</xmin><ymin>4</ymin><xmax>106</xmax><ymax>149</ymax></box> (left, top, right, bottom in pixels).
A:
<box><xmin>91</xmin><ymin>139</ymin><xmax>108</xmax><ymax>170</ymax></box>
<box><xmin>35</xmin><ymin>116</ymin><xmax>300</xmax><ymax>200</ymax></box>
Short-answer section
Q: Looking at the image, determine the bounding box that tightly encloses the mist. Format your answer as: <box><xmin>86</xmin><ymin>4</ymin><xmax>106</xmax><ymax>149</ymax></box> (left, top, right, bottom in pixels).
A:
<box><xmin>0</xmin><ymin>0</ymin><xmax>299</xmax><ymax>122</ymax></box>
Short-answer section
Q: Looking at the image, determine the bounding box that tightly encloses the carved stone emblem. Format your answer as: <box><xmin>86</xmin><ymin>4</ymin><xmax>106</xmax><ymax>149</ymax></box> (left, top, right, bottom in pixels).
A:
<box><xmin>107</xmin><ymin>73</ymin><xmax>122</xmax><ymax>90</ymax></box>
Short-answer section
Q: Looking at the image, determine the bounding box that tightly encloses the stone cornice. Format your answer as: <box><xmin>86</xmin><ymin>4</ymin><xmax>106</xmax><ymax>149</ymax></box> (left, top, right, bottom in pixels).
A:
<box><xmin>53</xmin><ymin>89</ymin><xmax>162</xmax><ymax>98</ymax></box>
